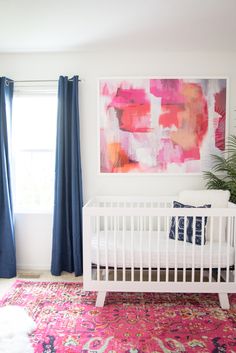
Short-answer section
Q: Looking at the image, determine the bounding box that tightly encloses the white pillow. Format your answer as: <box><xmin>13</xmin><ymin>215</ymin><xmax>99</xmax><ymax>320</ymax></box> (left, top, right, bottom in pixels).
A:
<box><xmin>178</xmin><ymin>189</ymin><xmax>230</xmax><ymax>242</ymax></box>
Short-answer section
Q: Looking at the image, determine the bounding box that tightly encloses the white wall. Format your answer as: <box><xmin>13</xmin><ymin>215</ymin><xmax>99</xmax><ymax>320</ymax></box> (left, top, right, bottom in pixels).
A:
<box><xmin>1</xmin><ymin>50</ymin><xmax>236</xmax><ymax>270</ymax></box>
<box><xmin>15</xmin><ymin>213</ymin><xmax>52</xmax><ymax>271</ymax></box>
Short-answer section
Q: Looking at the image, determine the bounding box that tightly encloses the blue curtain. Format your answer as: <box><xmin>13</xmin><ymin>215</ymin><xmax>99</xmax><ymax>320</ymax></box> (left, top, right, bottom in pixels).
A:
<box><xmin>51</xmin><ymin>76</ymin><xmax>83</xmax><ymax>276</ymax></box>
<box><xmin>0</xmin><ymin>77</ymin><xmax>16</xmax><ymax>278</ymax></box>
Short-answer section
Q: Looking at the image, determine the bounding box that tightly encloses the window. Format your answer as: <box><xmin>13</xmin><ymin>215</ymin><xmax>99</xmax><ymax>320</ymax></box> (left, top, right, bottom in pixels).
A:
<box><xmin>12</xmin><ymin>93</ymin><xmax>57</xmax><ymax>212</ymax></box>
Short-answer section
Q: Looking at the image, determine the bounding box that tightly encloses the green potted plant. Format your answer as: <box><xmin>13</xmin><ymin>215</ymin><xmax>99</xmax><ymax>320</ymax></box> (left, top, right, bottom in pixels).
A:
<box><xmin>204</xmin><ymin>135</ymin><xmax>236</xmax><ymax>204</ymax></box>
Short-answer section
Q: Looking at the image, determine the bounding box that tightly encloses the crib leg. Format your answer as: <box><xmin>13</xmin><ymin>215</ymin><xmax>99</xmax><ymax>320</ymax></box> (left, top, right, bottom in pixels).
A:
<box><xmin>96</xmin><ymin>291</ymin><xmax>106</xmax><ymax>307</ymax></box>
<box><xmin>218</xmin><ymin>293</ymin><xmax>230</xmax><ymax>310</ymax></box>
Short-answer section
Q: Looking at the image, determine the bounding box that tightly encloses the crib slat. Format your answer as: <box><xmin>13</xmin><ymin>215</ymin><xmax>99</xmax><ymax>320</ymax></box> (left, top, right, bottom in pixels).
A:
<box><xmin>226</xmin><ymin>216</ymin><xmax>231</xmax><ymax>283</ymax></box>
<box><xmin>122</xmin><ymin>216</ymin><xmax>125</xmax><ymax>282</ymax></box>
<box><xmin>131</xmin><ymin>216</ymin><xmax>134</xmax><ymax>282</ymax></box>
<box><xmin>140</xmin><ymin>215</ymin><xmax>143</xmax><ymax>282</ymax></box>
<box><xmin>157</xmin><ymin>216</ymin><xmax>160</xmax><ymax>282</ymax></box>
<box><xmin>149</xmin><ymin>216</ymin><xmax>152</xmax><ymax>282</ymax></box>
<box><xmin>183</xmin><ymin>216</ymin><xmax>187</xmax><ymax>283</ymax></box>
<box><xmin>165</xmin><ymin>216</ymin><xmax>169</xmax><ymax>282</ymax></box>
<box><xmin>209</xmin><ymin>216</ymin><xmax>214</xmax><ymax>283</ymax></box>
<box><xmin>114</xmin><ymin>216</ymin><xmax>117</xmax><ymax>282</ymax></box>
<box><xmin>191</xmin><ymin>216</ymin><xmax>196</xmax><ymax>283</ymax></box>
<box><xmin>234</xmin><ymin>216</ymin><xmax>236</xmax><ymax>283</ymax></box>
<box><xmin>96</xmin><ymin>216</ymin><xmax>100</xmax><ymax>281</ymax></box>
<box><xmin>217</xmin><ymin>217</ymin><xmax>222</xmax><ymax>283</ymax></box>
<box><xmin>174</xmin><ymin>216</ymin><xmax>178</xmax><ymax>283</ymax></box>
<box><xmin>105</xmin><ymin>215</ymin><xmax>108</xmax><ymax>281</ymax></box>
<box><xmin>200</xmin><ymin>216</ymin><xmax>204</xmax><ymax>283</ymax></box>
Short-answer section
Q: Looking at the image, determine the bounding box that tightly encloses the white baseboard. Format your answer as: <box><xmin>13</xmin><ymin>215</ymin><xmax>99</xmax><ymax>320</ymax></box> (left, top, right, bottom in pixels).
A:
<box><xmin>17</xmin><ymin>264</ymin><xmax>50</xmax><ymax>272</ymax></box>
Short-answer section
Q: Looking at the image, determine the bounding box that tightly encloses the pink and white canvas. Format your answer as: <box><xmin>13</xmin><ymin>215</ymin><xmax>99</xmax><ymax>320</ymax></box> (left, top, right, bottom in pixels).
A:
<box><xmin>99</xmin><ymin>78</ymin><xmax>227</xmax><ymax>174</ymax></box>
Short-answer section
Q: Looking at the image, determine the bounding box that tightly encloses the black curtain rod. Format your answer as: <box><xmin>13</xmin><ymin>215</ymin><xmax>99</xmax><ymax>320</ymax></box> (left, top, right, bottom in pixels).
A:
<box><xmin>13</xmin><ymin>79</ymin><xmax>82</xmax><ymax>83</ymax></box>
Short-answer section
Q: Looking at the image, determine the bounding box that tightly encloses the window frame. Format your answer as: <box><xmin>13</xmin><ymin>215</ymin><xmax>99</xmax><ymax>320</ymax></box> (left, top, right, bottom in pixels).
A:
<box><xmin>12</xmin><ymin>85</ymin><xmax>58</xmax><ymax>213</ymax></box>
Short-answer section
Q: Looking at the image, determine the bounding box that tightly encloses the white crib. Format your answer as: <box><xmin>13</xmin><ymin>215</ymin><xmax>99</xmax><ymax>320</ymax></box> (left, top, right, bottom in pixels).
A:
<box><xmin>83</xmin><ymin>192</ymin><xmax>236</xmax><ymax>309</ymax></box>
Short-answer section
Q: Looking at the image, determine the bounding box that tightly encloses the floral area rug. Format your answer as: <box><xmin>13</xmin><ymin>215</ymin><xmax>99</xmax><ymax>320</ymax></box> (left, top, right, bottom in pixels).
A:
<box><xmin>0</xmin><ymin>280</ymin><xmax>236</xmax><ymax>353</ymax></box>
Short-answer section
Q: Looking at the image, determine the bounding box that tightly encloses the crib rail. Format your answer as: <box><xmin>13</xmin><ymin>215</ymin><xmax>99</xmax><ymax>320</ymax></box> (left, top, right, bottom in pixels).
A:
<box><xmin>83</xmin><ymin>197</ymin><xmax>236</xmax><ymax>296</ymax></box>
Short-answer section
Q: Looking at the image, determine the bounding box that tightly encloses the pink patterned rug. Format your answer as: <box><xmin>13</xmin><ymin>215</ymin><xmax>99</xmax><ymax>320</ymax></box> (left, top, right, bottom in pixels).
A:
<box><xmin>1</xmin><ymin>280</ymin><xmax>236</xmax><ymax>353</ymax></box>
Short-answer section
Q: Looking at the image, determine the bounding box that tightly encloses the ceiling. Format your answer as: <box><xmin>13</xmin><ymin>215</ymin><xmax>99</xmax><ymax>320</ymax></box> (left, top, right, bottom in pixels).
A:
<box><xmin>0</xmin><ymin>0</ymin><xmax>235</xmax><ymax>53</ymax></box>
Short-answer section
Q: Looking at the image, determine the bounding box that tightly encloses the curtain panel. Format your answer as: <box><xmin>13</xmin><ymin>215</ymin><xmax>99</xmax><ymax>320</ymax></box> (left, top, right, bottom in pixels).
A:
<box><xmin>51</xmin><ymin>76</ymin><xmax>83</xmax><ymax>276</ymax></box>
<box><xmin>0</xmin><ymin>77</ymin><xmax>16</xmax><ymax>278</ymax></box>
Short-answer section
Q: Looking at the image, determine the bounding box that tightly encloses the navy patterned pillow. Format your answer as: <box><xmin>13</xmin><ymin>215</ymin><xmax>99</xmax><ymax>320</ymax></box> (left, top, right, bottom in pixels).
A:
<box><xmin>169</xmin><ymin>201</ymin><xmax>211</xmax><ymax>245</ymax></box>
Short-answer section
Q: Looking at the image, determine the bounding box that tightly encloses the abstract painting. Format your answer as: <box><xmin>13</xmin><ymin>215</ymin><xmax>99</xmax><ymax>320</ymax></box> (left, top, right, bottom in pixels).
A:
<box><xmin>99</xmin><ymin>78</ymin><xmax>227</xmax><ymax>174</ymax></box>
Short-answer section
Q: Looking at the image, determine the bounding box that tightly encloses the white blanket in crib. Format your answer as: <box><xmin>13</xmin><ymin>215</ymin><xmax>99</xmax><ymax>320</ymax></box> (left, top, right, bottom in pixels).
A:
<box><xmin>91</xmin><ymin>231</ymin><xmax>235</xmax><ymax>268</ymax></box>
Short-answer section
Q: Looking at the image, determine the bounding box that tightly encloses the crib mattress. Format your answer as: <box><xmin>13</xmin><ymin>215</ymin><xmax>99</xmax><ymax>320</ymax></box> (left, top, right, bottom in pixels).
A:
<box><xmin>91</xmin><ymin>231</ymin><xmax>235</xmax><ymax>269</ymax></box>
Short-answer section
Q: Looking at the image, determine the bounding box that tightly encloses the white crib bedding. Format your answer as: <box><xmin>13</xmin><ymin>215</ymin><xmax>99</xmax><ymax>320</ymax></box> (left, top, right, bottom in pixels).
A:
<box><xmin>91</xmin><ymin>231</ymin><xmax>235</xmax><ymax>269</ymax></box>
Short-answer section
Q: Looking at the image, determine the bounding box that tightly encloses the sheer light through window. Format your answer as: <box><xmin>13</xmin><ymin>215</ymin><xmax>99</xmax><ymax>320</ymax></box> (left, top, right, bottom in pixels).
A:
<box><xmin>12</xmin><ymin>94</ymin><xmax>57</xmax><ymax>212</ymax></box>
